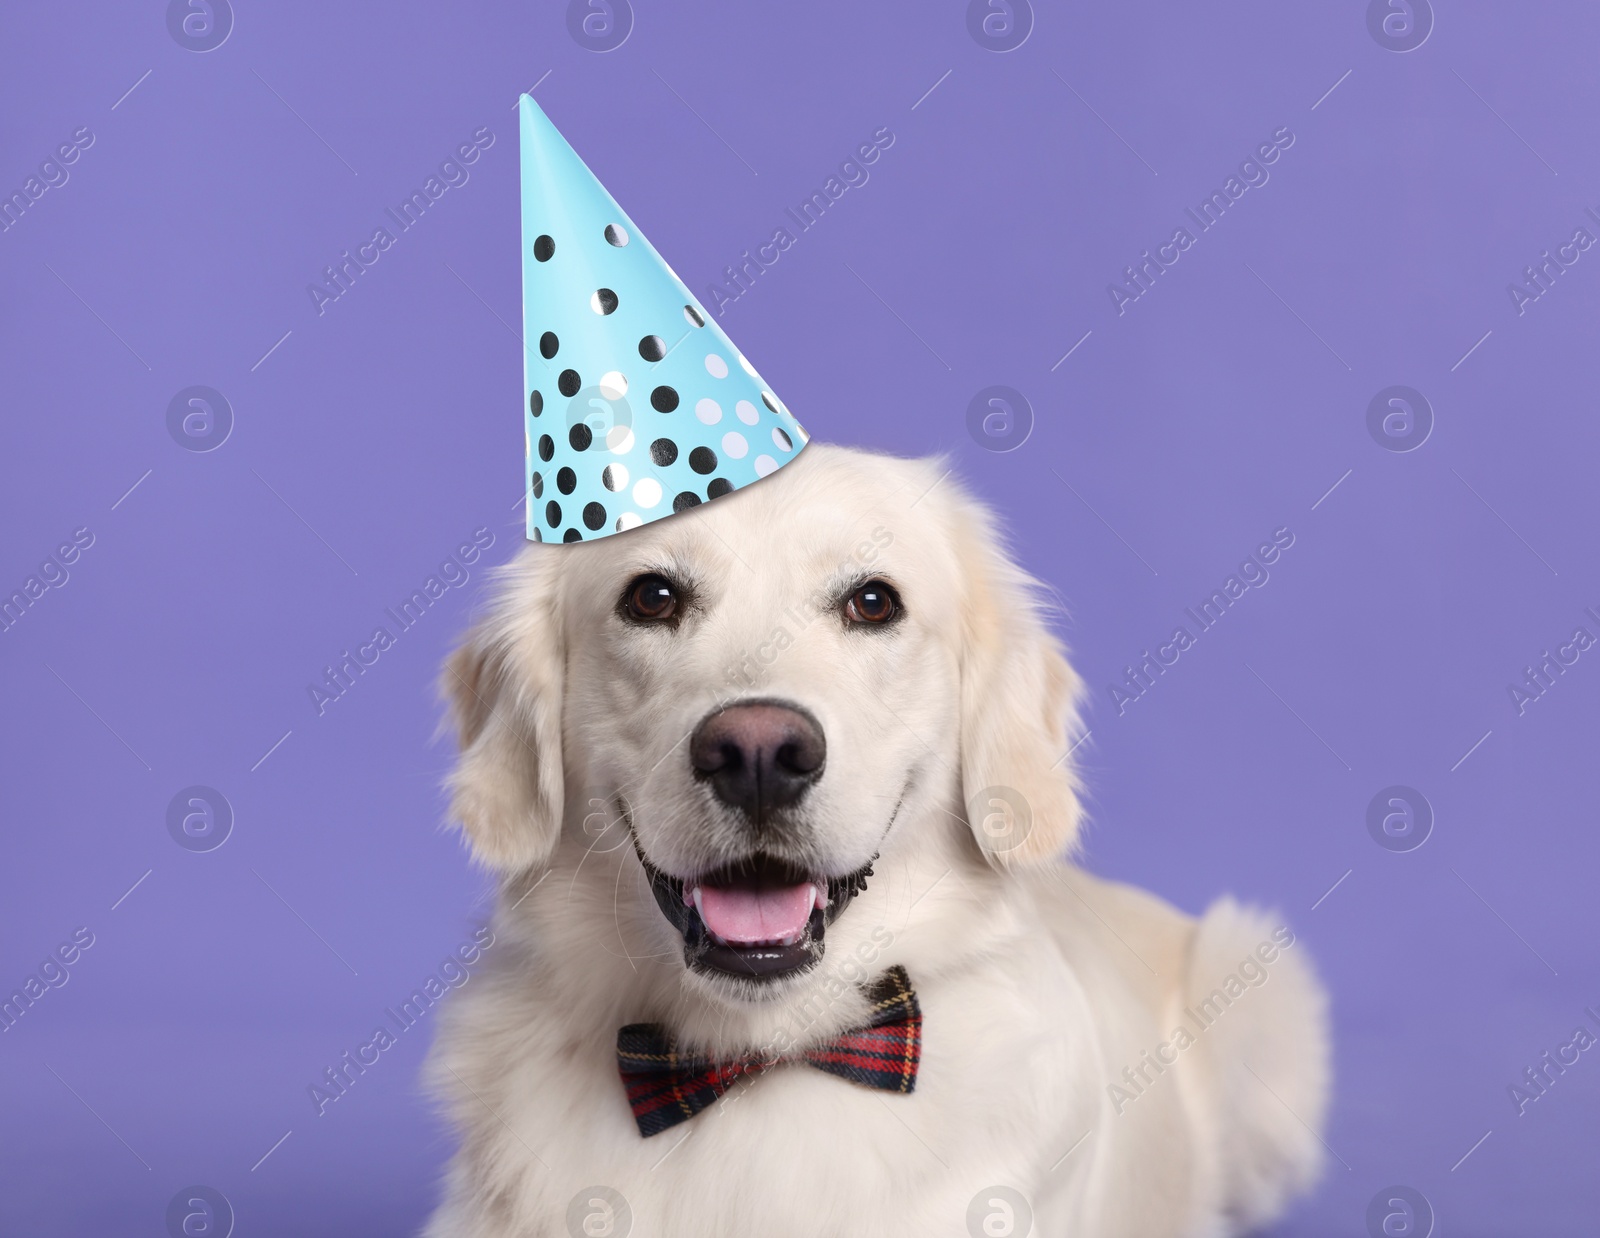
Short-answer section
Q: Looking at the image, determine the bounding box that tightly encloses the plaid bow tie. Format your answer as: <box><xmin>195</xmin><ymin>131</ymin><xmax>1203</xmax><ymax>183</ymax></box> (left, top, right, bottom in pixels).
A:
<box><xmin>617</xmin><ymin>965</ymin><xmax>922</xmax><ymax>1137</ymax></box>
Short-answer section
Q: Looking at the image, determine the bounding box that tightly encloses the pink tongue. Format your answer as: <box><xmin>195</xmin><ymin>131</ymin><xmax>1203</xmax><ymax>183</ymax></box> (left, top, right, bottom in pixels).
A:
<box><xmin>697</xmin><ymin>883</ymin><xmax>813</xmax><ymax>945</ymax></box>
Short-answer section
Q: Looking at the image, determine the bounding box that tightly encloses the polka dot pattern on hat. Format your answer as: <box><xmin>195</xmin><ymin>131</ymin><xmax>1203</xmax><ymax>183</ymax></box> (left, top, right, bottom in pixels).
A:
<box><xmin>519</xmin><ymin>93</ymin><xmax>809</xmax><ymax>544</ymax></box>
<box><xmin>689</xmin><ymin>446</ymin><xmax>717</xmax><ymax>474</ymax></box>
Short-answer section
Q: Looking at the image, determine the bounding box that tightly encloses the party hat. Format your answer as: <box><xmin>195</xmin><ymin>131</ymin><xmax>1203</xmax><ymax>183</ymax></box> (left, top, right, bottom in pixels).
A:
<box><xmin>519</xmin><ymin>94</ymin><xmax>809</xmax><ymax>543</ymax></box>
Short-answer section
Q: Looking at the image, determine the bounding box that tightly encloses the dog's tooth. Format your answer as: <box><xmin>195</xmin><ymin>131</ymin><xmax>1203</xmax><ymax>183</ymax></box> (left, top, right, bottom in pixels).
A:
<box><xmin>811</xmin><ymin>883</ymin><xmax>827</xmax><ymax>911</ymax></box>
<box><xmin>690</xmin><ymin>886</ymin><xmax>704</xmax><ymax>914</ymax></box>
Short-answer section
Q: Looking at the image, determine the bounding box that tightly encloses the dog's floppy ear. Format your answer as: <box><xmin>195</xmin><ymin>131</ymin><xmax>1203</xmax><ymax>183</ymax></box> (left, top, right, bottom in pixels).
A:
<box><xmin>441</xmin><ymin>551</ymin><xmax>565</xmax><ymax>872</ymax></box>
<box><xmin>951</xmin><ymin>499</ymin><xmax>1085</xmax><ymax>867</ymax></box>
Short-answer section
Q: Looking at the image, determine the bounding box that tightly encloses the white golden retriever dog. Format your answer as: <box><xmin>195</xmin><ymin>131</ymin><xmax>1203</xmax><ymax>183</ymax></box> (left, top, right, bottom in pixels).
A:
<box><xmin>425</xmin><ymin>444</ymin><xmax>1329</xmax><ymax>1237</ymax></box>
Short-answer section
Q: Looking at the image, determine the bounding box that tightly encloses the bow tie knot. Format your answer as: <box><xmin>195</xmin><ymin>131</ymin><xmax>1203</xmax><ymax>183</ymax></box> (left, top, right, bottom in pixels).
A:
<box><xmin>617</xmin><ymin>966</ymin><xmax>922</xmax><ymax>1137</ymax></box>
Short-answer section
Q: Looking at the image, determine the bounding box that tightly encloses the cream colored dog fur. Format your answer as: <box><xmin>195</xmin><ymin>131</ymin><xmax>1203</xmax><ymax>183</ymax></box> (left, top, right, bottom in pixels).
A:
<box><xmin>424</xmin><ymin>445</ymin><xmax>1329</xmax><ymax>1237</ymax></box>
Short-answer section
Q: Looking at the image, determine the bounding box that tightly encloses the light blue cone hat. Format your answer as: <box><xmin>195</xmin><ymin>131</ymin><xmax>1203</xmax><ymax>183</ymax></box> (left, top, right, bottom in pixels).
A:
<box><xmin>520</xmin><ymin>94</ymin><xmax>809</xmax><ymax>542</ymax></box>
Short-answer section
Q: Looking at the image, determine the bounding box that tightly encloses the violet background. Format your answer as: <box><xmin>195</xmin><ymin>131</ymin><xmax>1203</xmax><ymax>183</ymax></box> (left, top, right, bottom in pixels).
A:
<box><xmin>3</xmin><ymin>2</ymin><xmax>1598</xmax><ymax>1234</ymax></box>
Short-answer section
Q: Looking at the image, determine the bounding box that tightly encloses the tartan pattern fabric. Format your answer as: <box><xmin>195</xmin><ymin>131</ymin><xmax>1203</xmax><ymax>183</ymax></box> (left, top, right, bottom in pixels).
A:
<box><xmin>616</xmin><ymin>966</ymin><xmax>921</xmax><ymax>1137</ymax></box>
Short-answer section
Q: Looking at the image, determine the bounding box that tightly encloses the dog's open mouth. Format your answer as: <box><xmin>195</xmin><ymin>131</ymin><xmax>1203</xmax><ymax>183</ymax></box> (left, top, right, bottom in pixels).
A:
<box><xmin>637</xmin><ymin>848</ymin><xmax>875</xmax><ymax>981</ymax></box>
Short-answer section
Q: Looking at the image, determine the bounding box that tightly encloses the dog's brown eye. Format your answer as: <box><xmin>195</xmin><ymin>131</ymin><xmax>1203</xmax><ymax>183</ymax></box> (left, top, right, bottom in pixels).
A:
<box><xmin>625</xmin><ymin>574</ymin><xmax>678</xmax><ymax>621</ymax></box>
<box><xmin>844</xmin><ymin>580</ymin><xmax>899</xmax><ymax>626</ymax></box>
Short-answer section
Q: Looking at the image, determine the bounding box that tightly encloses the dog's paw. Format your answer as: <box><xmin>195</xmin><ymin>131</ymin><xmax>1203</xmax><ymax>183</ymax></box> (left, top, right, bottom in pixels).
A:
<box><xmin>1182</xmin><ymin>897</ymin><xmax>1331</xmax><ymax>1233</ymax></box>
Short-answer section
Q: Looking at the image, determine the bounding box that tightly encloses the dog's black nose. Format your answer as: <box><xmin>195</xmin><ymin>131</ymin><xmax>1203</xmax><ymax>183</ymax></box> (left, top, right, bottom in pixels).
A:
<box><xmin>690</xmin><ymin>701</ymin><xmax>826</xmax><ymax>822</ymax></box>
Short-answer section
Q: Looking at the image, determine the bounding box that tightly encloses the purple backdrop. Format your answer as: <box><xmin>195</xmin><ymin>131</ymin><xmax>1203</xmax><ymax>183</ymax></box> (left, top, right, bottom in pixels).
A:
<box><xmin>3</xmin><ymin>2</ymin><xmax>1598</xmax><ymax>1234</ymax></box>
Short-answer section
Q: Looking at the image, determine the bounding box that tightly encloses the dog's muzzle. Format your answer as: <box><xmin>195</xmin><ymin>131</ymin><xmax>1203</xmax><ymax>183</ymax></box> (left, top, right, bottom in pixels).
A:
<box><xmin>631</xmin><ymin>842</ymin><xmax>875</xmax><ymax>983</ymax></box>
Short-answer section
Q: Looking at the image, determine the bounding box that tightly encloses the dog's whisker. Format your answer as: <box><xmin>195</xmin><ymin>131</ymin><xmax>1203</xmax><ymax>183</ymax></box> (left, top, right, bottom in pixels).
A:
<box><xmin>610</xmin><ymin>838</ymin><xmax>641</xmax><ymax>973</ymax></box>
<box><xmin>589</xmin><ymin>943</ymin><xmax>680</xmax><ymax>962</ymax></box>
<box><xmin>565</xmin><ymin>826</ymin><xmax>610</xmax><ymax>895</ymax></box>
